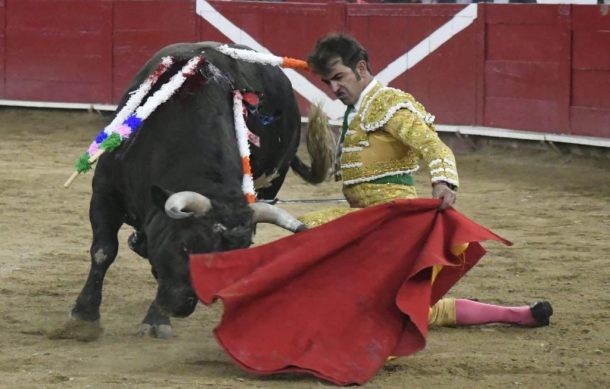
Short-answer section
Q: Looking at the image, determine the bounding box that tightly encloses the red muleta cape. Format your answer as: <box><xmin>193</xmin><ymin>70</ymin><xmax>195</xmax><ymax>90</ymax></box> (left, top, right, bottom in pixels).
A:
<box><xmin>190</xmin><ymin>199</ymin><xmax>511</xmax><ymax>385</ymax></box>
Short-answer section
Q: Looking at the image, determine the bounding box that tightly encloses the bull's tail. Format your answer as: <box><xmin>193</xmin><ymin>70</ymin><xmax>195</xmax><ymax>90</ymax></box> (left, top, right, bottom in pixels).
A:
<box><xmin>290</xmin><ymin>103</ymin><xmax>335</xmax><ymax>184</ymax></box>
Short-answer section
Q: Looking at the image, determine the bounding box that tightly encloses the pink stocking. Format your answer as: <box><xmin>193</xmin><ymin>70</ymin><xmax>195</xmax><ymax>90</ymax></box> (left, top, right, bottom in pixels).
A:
<box><xmin>455</xmin><ymin>299</ymin><xmax>537</xmax><ymax>326</ymax></box>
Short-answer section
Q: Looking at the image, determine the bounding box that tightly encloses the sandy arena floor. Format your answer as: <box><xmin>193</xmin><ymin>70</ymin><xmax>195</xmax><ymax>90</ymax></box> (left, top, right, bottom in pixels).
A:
<box><xmin>0</xmin><ymin>108</ymin><xmax>608</xmax><ymax>388</ymax></box>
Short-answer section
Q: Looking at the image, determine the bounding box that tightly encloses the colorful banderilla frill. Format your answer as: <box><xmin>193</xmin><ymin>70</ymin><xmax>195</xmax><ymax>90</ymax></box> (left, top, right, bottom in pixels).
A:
<box><xmin>64</xmin><ymin>56</ymin><xmax>203</xmax><ymax>187</ymax></box>
<box><xmin>232</xmin><ymin>90</ymin><xmax>256</xmax><ymax>203</ymax></box>
<box><xmin>216</xmin><ymin>44</ymin><xmax>309</xmax><ymax>71</ymax></box>
<box><xmin>65</xmin><ymin>45</ymin><xmax>311</xmax><ymax>202</ymax></box>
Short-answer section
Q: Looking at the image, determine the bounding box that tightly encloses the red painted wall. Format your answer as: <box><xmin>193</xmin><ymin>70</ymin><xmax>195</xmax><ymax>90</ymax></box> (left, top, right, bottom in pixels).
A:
<box><xmin>484</xmin><ymin>5</ymin><xmax>571</xmax><ymax>134</ymax></box>
<box><xmin>346</xmin><ymin>4</ymin><xmax>484</xmax><ymax>125</ymax></box>
<box><xmin>0</xmin><ymin>1</ymin><xmax>608</xmax><ymax>139</ymax></box>
<box><xmin>113</xmin><ymin>0</ymin><xmax>199</xmax><ymax>101</ymax></box>
<box><xmin>4</xmin><ymin>0</ymin><xmax>113</xmax><ymax>103</ymax></box>
<box><xmin>571</xmin><ymin>5</ymin><xmax>610</xmax><ymax>138</ymax></box>
<box><xmin>0</xmin><ymin>0</ymin><xmax>5</xmax><ymax>98</ymax></box>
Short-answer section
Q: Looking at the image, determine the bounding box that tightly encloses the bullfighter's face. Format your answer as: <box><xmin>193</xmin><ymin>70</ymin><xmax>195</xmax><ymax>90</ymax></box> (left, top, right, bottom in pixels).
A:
<box><xmin>320</xmin><ymin>57</ymin><xmax>370</xmax><ymax>106</ymax></box>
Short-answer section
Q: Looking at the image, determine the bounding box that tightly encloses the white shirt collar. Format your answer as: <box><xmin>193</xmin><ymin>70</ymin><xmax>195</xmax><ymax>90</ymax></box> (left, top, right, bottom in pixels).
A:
<box><xmin>353</xmin><ymin>78</ymin><xmax>379</xmax><ymax>112</ymax></box>
<box><xmin>347</xmin><ymin>79</ymin><xmax>379</xmax><ymax>125</ymax></box>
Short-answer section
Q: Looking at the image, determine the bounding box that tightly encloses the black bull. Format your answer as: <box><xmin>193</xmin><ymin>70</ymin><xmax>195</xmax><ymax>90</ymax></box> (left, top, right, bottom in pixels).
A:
<box><xmin>67</xmin><ymin>42</ymin><xmax>318</xmax><ymax>339</ymax></box>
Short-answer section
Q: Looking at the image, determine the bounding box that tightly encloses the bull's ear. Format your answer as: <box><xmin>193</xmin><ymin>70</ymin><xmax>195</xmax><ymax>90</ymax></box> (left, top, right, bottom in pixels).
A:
<box><xmin>151</xmin><ymin>186</ymin><xmax>174</xmax><ymax>210</ymax></box>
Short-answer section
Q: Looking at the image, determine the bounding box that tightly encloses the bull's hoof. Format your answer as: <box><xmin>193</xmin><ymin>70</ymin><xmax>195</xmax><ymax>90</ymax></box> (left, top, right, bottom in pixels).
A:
<box><xmin>47</xmin><ymin>316</ymin><xmax>104</xmax><ymax>342</ymax></box>
<box><xmin>136</xmin><ymin>323</ymin><xmax>173</xmax><ymax>339</ymax></box>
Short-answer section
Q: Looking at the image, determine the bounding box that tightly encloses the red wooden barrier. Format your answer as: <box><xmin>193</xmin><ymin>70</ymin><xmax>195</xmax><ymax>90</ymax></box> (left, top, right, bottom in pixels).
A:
<box><xmin>4</xmin><ymin>0</ymin><xmax>113</xmax><ymax>103</ymax></box>
<box><xmin>0</xmin><ymin>0</ymin><xmax>5</xmax><ymax>99</ymax></box>
<box><xmin>571</xmin><ymin>5</ymin><xmax>610</xmax><ymax>138</ymax></box>
<box><xmin>113</xmin><ymin>0</ymin><xmax>199</xmax><ymax>101</ymax></box>
<box><xmin>484</xmin><ymin>4</ymin><xmax>571</xmax><ymax>134</ymax></box>
<box><xmin>0</xmin><ymin>1</ymin><xmax>609</xmax><ymax>140</ymax></box>
<box><xmin>347</xmin><ymin>4</ymin><xmax>483</xmax><ymax>125</ymax></box>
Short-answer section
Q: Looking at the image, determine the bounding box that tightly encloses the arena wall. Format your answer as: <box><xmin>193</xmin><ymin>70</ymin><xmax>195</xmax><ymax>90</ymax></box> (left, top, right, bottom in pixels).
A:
<box><xmin>0</xmin><ymin>1</ymin><xmax>608</xmax><ymax>141</ymax></box>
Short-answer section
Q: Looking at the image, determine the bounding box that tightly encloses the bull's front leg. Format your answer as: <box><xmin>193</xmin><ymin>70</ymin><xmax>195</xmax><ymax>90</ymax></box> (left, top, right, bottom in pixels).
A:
<box><xmin>126</xmin><ymin>229</ymin><xmax>173</xmax><ymax>338</ymax></box>
<box><xmin>136</xmin><ymin>300</ymin><xmax>172</xmax><ymax>339</ymax></box>
<box><xmin>50</xmin><ymin>192</ymin><xmax>123</xmax><ymax>341</ymax></box>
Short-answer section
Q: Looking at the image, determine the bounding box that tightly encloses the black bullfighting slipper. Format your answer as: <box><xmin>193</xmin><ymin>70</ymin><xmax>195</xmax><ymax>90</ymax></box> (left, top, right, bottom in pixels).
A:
<box><xmin>530</xmin><ymin>301</ymin><xmax>553</xmax><ymax>327</ymax></box>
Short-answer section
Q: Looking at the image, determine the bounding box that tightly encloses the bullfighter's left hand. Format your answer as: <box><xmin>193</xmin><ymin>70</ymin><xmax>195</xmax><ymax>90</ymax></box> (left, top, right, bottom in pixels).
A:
<box><xmin>432</xmin><ymin>181</ymin><xmax>456</xmax><ymax>210</ymax></box>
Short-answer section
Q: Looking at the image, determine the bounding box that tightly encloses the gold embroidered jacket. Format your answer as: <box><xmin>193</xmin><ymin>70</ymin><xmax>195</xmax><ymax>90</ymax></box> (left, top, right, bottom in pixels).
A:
<box><xmin>339</xmin><ymin>82</ymin><xmax>459</xmax><ymax>188</ymax></box>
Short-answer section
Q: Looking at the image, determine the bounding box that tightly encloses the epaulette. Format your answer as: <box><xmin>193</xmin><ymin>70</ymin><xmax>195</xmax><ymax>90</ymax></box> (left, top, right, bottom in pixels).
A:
<box><xmin>359</xmin><ymin>87</ymin><xmax>435</xmax><ymax>132</ymax></box>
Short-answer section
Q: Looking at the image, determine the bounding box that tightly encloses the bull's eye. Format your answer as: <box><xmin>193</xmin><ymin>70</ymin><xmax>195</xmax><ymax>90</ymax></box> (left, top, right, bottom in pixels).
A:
<box><xmin>213</xmin><ymin>223</ymin><xmax>227</xmax><ymax>233</ymax></box>
<box><xmin>181</xmin><ymin>243</ymin><xmax>190</xmax><ymax>256</ymax></box>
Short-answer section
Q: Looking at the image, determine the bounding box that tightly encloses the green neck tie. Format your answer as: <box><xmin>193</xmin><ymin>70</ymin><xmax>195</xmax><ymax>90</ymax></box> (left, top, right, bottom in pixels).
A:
<box><xmin>335</xmin><ymin>105</ymin><xmax>354</xmax><ymax>181</ymax></box>
<box><xmin>340</xmin><ymin>105</ymin><xmax>355</xmax><ymax>144</ymax></box>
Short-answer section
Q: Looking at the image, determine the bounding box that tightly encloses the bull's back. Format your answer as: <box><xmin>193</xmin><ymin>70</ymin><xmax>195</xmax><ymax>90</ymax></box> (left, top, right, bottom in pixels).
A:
<box><xmin>94</xmin><ymin>42</ymin><xmax>301</xmax><ymax>222</ymax></box>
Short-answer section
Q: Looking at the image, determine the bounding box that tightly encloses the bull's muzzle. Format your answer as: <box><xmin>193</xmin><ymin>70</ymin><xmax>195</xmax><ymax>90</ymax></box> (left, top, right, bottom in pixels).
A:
<box><xmin>157</xmin><ymin>284</ymin><xmax>198</xmax><ymax>317</ymax></box>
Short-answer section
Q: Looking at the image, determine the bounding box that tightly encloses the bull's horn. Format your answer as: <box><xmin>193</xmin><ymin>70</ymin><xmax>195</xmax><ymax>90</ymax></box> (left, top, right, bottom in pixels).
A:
<box><xmin>249</xmin><ymin>202</ymin><xmax>307</xmax><ymax>233</ymax></box>
<box><xmin>165</xmin><ymin>191</ymin><xmax>212</xmax><ymax>219</ymax></box>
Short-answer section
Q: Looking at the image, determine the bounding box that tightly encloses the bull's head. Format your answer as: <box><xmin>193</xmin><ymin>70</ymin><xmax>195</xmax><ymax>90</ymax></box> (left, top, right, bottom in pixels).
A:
<box><xmin>141</xmin><ymin>187</ymin><xmax>305</xmax><ymax>318</ymax></box>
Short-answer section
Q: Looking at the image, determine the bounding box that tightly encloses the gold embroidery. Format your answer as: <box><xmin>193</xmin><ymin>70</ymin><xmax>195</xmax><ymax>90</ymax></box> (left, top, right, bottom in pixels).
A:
<box><xmin>298</xmin><ymin>208</ymin><xmax>356</xmax><ymax>228</ymax></box>
<box><xmin>297</xmin><ymin>183</ymin><xmax>418</xmax><ymax>227</ymax></box>
<box><xmin>343</xmin><ymin>183</ymin><xmax>418</xmax><ymax>208</ymax></box>
<box><xmin>360</xmin><ymin>87</ymin><xmax>435</xmax><ymax>132</ymax></box>
<box><xmin>339</xmin><ymin>83</ymin><xmax>459</xmax><ymax>188</ymax></box>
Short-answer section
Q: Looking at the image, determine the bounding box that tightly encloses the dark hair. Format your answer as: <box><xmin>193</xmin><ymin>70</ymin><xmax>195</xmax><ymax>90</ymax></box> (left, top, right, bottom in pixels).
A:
<box><xmin>307</xmin><ymin>33</ymin><xmax>371</xmax><ymax>75</ymax></box>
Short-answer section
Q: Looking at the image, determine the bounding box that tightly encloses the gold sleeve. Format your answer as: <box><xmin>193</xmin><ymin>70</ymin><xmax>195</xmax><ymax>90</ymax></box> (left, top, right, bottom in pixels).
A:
<box><xmin>384</xmin><ymin>109</ymin><xmax>459</xmax><ymax>188</ymax></box>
